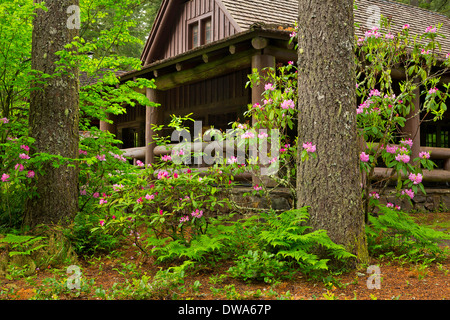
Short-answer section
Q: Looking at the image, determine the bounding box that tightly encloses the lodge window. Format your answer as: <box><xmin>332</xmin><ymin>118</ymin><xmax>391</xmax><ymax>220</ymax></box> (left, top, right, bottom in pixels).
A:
<box><xmin>190</xmin><ymin>24</ymin><xmax>199</xmax><ymax>49</ymax></box>
<box><xmin>188</xmin><ymin>16</ymin><xmax>212</xmax><ymax>49</ymax></box>
<box><xmin>202</xmin><ymin>18</ymin><xmax>211</xmax><ymax>45</ymax></box>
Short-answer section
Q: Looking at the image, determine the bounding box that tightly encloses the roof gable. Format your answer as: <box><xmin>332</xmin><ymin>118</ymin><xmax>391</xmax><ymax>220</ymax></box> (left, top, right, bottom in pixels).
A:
<box><xmin>141</xmin><ymin>0</ymin><xmax>450</xmax><ymax>66</ymax></box>
<box><xmin>141</xmin><ymin>0</ymin><xmax>241</xmax><ymax>65</ymax></box>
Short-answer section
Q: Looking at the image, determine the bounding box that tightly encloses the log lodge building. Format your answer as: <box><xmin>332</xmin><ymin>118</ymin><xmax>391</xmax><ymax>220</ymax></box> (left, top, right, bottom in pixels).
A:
<box><xmin>98</xmin><ymin>0</ymin><xmax>450</xmax><ymax>208</ymax></box>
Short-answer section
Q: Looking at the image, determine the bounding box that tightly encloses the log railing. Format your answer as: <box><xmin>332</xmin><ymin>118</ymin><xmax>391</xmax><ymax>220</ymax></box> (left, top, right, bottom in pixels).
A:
<box><xmin>120</xmin><ymin>144</ymin><xmax>450</xmax><ymax>182</ymax></box>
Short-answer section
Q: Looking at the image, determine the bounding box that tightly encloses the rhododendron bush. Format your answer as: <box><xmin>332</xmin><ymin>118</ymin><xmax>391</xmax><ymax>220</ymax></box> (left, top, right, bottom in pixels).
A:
<box><xmin>1</xmin><ymin>11</ymin><xmax>450</xmax><ymax>265</ymax></box>
<box><xmin>354</xmin><ymin>18</ymin><xmax>449</xmax><ymax>216</ymax></box>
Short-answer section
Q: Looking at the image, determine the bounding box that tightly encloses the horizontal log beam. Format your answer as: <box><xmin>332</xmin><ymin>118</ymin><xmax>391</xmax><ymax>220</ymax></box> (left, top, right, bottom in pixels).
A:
<box><xmin>372</xmin><ymin>167</ymin><xmax>450</xmax><ymax>182</ymax></box>
<box><xmin>263</xmin><ymin>45</ymin><xmax>297</xmax><ymax>63</ymax></box>
<box><xmin>370</xmin><ymin>143</ymin><xmax>450</xmax><ymax>160</ymax></box>
<box><xmin>154</xmin><ymin>49</ymin><xmax>257</xmax><ymax>90</ymax></box>
<box><xmin>121</xmin><ymin>147</ymin><xmax>145</xmax><ymax>159</ymax></box>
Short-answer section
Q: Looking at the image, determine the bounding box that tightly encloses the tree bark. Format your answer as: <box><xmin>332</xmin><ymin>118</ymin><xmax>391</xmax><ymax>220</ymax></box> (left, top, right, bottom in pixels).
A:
<box><xmin>24</xmin><ymin>0</ymin><xmax>80</xmax><ymax>228</ymax></box>
<box><xmin>296</xmin><ymin>0</ymin><xmax>368</xmax><ymax>265</ymax></box>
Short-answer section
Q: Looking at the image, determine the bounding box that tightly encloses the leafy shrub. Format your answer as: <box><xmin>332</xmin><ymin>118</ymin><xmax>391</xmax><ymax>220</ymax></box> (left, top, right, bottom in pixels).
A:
<box><xmin>366</xmin><ymin>205</ymin><xmax>450</xmax><ymax>262</ymax></box>
<box><xmin>227</xmin><ymin>250</ymin><xmax>287</xmax><ymax>283</ymax></box>
<box><xmin>65</xmin><ymin>211</ymin><xmax>120</xmax><ymax>256</ymax></box>
<box><xmin>257</xmin><ymin>208</ymin><xmax>356</xmax><ymax>273</ymax></box>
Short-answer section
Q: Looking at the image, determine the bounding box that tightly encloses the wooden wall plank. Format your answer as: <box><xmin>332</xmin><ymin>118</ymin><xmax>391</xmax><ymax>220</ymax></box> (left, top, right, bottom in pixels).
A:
<box><xmin>161</xmin><ymin>0</ymin><xmax>239</xmax><ymax>60</ymax></box>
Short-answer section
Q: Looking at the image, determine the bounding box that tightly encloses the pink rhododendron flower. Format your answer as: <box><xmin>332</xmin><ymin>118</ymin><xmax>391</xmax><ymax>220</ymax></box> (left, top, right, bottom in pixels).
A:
<box><xmin>227</xmin><ymin>156</ymin><xmax>238</xmax><ymax>164</ymax></box>
<box><xmin>79</xmin><ymin>149</ymin><xmax>87</xmax><ymax>156</ymax></box>
<box><xmin>21</xmin><ymin>145</ymin><xmax>30</xmax><ymax>152</ymax></box>
<box><xmin>402</xmin><ymin>188</ymin><xmax>415</xmax><ymax>199</ymax></box>
<box><xmin>241</xmin><ymin>130</ymin><xmax>255</xmax><ymax>139</ymax></box>
<box><xmin>428</xmin><ymin>87</ymin><xmax>439</xmax><ymax>94</ymax></box>
<box><xmin>99</xmin><ymin>220</ymin><xmax>105</xmax><ymax>226</ymax></box>
<box><xmin>264</xmin><ymin>83</ymin><xmax>275</xmax><ymax>91</ymax></box>
<box><xmin>408</xmin><ymin>172</ymin><xmax>423</xmax><ymax>185</ymax></box>
<box><xmin>263</xmin><ymin>98</ymin><xmax>273</xmax><ymax>105</ymax></box>
<box><xmin>112</xmin><ymin>153</ymin><xmax>126</xmax><ymax>162</ymax></box>
<box><xmin>19</xmin><ymin>153</ymin><xmax>30</xmax><ymax>160</ymax></box>
<box><xmin>80</xmin><ymin>189</ymin><xmax>87</xmax><ymax>195</ymax></box>
<box><xmin>400</xmin><ymin>138</ymin><xmax>413</xmax><ymax>148</ymax></box>
<box><xmin>191</xmin><ymin>209</ymin><xmax>203</xmax><ymax>218</ymax></box>
<box><xmin>402</xmin><ymin>24</ymin><xmax>410</xmax><ymax>29</ymax></box>
<box><xmin>369</xmin><ymin>192</ymin><xmax>380</xmax><ymax>199</ymax></box>
<box><xmin>360</xmin><ymin>152</ymin><xmax>370</xmax><ymax>162</ymax></box>
<box><xmin>96</xmin><ymin>154</ymin><xmax>106</xmax><ymax>161</ymax></box>
<box><xmin>15</xmin><ymin>163</ymin><xmax>24</xmax><ymax>172</ymax></box>
<box><xmin>395</xmin><ymin>154</ymin><xmax>410</xmax><ymax>163</ymax></box>
<box><xmin>386</xmin><ymin>202</ymin><xmax>394</xmax><ymax>208</ymax></box>
<box><xmin>386</xmin><ymin>145</ymin><xmax>398</xmax><ymax>154</ymax></box>
<box><xmin>136</xmin><ymin>197</ymin><xmax>143</xmax><ymax>203</ymax></box>
<box><xmin>179</xmin><ymin>216</ymin><xmax>190</xmax><ymax>223</ymax></box>
<box><xmin>99</xmin><ymin>198</ymin><xmax>108</xmax><ymax>205</ymax></box>
<box><xmin>0</xmin><ymin>118</ymin><xmax>8</xmax><ymax>124</ymax></box>
<box><xmin>253</xmin><ymin>184</ymin><xmax>263</xmax><ymax>191</ymax></box>
<box><xmin>281</xmin><ymin>99</ymin><xmax>295</xmax><ymax>110</ymax></box>
<box><xmin>27</xmin><ymin>171</ymin><xmax>35</xmax><ymax>178</ymax></box>
<box><xmin>161</xmin><ymin>155</ymin><xmax>171</xmax><ymax>162</ymax></box>
<box><xmin>93</xmin><ymin>192</ymin><xmax>100</xmax><ymax>198</ymax></box>
<box><xmin>303</xmin><ymin>142</ymin><xmax>316</xmax><ymax>153</ymax></box>
<box><xmin>425</xmin><ymin>25</ymin><xmax>437</xmax><ymax>33</ymax></box>
<box><xmin>258</xmin><ymin>132</ymin><xmax>268</xmax><ymax>139</ymax></box>
<box><xmin>157</xmin><ymin>170</ymin><xmax>169</xmax><ymax>179</ymax></box>
<box><xmin>1</xmin><ymin>173</ymin><xmax>10</xmax><ymax>182</ymax></box>
<box><xmin>136</xmin><ymin>160</ymin><xmax>145</xmax><ymax>167</ymax></box>
<box><xmin>419</xmin><ymin>151</ymin><xmax>430</xmax><ymax>159</ymax></box>
<box><xmin>369</xmin><ymin>89</ymin><xmax>381</xmax><ymax>97</ymax></box>
<box><xmin>145</xmin><ymin>194</ymin><xmax>154</xmax><ymax>200</ymax></box>
<box><xmin>385</xmin><ymin>33</ymin><xmax>394</xmax><ymax>40</ymax></box>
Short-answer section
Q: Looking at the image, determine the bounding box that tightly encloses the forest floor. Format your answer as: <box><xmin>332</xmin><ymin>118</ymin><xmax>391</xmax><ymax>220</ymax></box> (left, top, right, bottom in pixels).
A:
<box><xmin>0</xmin><ymin>212</ymin><xmax>449</xmax><ymax>301</ymax></box>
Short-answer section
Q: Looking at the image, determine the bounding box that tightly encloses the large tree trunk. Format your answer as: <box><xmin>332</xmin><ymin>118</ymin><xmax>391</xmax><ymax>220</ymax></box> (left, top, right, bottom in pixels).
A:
<box><xmin>296</xmin><ymin>0</ymin><xmax>368</xmax><ymax>265</ymax></box>
<box><xmin>24</xmin><ymin>0</ymin><xmax>80</xmax><ymax>228</ymax></box>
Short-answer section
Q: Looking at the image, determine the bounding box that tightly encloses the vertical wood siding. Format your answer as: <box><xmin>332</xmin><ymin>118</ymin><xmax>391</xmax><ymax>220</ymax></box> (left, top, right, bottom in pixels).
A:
<box><xmin>162</xmin><ymin>0</ymin><xmax>237</xmax><ymax>59</ymax></box>
<box><xmin>163</xmin><ymin>68</ymin><xmax>251</xmax><ymax>128</ymax></box>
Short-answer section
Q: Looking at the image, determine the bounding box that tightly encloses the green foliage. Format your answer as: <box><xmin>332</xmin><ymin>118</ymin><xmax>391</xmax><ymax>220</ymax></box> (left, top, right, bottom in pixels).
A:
<box><xmin>0</xmin><ymin>234</ymin><xmax>46</xmax><ymax>257</ymax></box>
<box><xmin>100</xmin><ymin>260</ymin><xmax>192</xmax><ymax>300</ymax></box>
<box><xmin>257</xmin><ymin>208</ymin><xmax>356</xmax><ymax>273</ymax></box>
<box><xmin>366</xmin><ymin>205</ymin><xmax>450</xmax><ymax>262</ymax></box>
<box><xmin>227</xmin><ymin>250</ymin><xmax>287</xmax><ymax>283</ymax></box>
<box><xmin>65</xmin><ymin>210</ymin><xmax>119</xmax><ymax>256</ymax></box>
<box><xmin>147</xmin><ymin>233</ymin><xmax>228</xmax><ymax>263</ymax></box>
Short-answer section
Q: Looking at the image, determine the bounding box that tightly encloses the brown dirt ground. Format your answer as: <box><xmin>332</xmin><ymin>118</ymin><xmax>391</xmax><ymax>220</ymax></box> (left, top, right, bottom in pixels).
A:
<box><xmin>1</xmin><ymin>212</ymin><xmax>450</xmax><ymax>301</ymax></box>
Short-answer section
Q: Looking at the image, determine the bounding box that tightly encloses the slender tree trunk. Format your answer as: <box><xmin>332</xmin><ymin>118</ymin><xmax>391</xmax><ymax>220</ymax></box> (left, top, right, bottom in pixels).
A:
<box><xmin>296</xmin><ymin>0</ymin><xmax>368</xmax><ymax>265</ymax></box>
<box><xmin>24</xmin><ymin>0</ymin><xmax>80</xmax><ymax>228</ymax></box>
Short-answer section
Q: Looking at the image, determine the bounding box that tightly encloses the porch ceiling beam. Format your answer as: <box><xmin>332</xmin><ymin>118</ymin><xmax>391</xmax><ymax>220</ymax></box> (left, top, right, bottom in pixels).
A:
<box><xmin>154</xmin><ymin>49</ymin><xmax>257</xmax><ymax>90</ymax></box>
<box><xmin>263</xmin><ymin>45</ymin><xmax>297</xmax><ymax>63</ymax></box>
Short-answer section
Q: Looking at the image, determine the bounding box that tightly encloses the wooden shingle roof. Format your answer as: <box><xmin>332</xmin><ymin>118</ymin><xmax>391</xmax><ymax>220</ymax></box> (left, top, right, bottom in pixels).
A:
<box><xmin>221</xmin><ymin>0</ymin><xmax>450</xmax><ymax>55</ymax></box>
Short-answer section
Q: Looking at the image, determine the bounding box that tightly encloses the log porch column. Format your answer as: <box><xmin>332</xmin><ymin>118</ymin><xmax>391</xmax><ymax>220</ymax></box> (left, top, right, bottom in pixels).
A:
<box><xmin>251</xmin><ymin>54</ymin><xmax>275</xmax><ymax>185</ymax></box>
<box><xmin>403</xmin><ymin>83</ymin><xmax>421</xmax><ymax>163</ymax></box>
<box><xmin>145</xmin><ymin>87</ymin><xmax>161</xmax><ymax>166</ymax></box>
<box><xmin>251</xmin><ymin>54</ymin><xmax>276</xmax><ymax>122</ymax></box>
<box><xmin>99</xmin><ymin>113</ymin><xmax>117</xmax><ymax>136</ymax></box>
